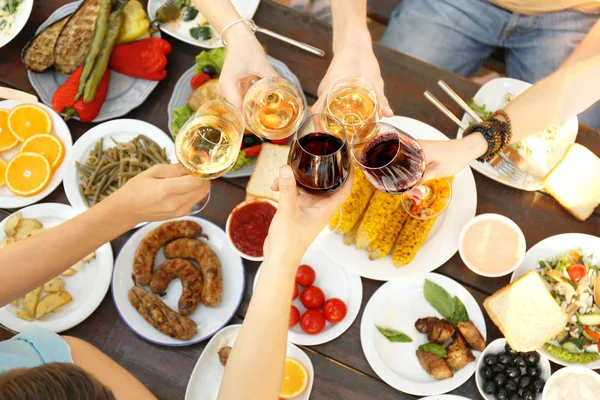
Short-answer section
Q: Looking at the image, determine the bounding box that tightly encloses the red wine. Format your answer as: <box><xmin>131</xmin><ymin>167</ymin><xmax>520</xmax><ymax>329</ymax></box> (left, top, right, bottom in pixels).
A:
<box><xmin>359</xmin><ymin>131</ymin><xmax>425</xmax><ymax>193</ymax></box>
<box><xmin>289</xmin><ymin>132</ymin><xmax>350</xmax><ymax>194</ymax></box>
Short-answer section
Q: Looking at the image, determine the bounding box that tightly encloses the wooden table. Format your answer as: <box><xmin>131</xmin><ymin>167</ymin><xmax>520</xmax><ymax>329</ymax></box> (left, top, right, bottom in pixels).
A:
<box><xmin>1</xmin><ymin>1</ymin><xmax>599</xmax><ymax>399</ymax></box>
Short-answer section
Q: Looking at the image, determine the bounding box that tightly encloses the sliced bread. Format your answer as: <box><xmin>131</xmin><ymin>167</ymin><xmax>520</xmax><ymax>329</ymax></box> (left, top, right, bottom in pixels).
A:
<box><xmin>483</xmin><ymin>270</ymin><xmax>568</xmax><ymax>352</ymax></box>
<box><xmin>543</xmin><ymin>143</ymin><xmax>600</xmax><ymax>221</ymax></box>
<box><xmin>246</xmin><ymin>143</ymin><xmax>290</xmax><ymax>202</ymax></box>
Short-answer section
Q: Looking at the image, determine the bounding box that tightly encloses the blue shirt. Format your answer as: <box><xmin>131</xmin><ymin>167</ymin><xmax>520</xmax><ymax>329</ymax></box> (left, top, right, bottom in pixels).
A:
<box><xmin>0</xmin><ymin>327</ymin><xmax>73</xmax><ymax>373</ymax></box>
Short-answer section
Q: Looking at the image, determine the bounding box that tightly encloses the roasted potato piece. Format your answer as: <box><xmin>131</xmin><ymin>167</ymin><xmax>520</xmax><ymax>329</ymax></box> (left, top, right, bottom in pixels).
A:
<box><xmin>29</xmin><ymin>228</ymin><xmax>45</xmax><ymax>237</ymax></box>
<box><xmin>3</xmin><ymin>212</ymin><xmax>21</xmax><ymax>237</ymax></box>
<box><xmin>14</xmin><ymin>219</ymin><xmax>43</xmax><ymax>241</ymax></box>
<box><xmin>22</xmin><ymin>287</ymin><xmax>43</xmax><ymax>316</ymax></box>
<box><xmin>36</xmin><ymin>292</ymin><xmax>73</xmax><ymax>319</ymax></box>
<box><xmin>16</xmin><ymin>310</ymin><xmax>34</xmax><ymax>321</ymax></box>
<box><xmin>187</xmin><ymin>79</ymin><xmax>223</xmax><ymax>111</ymax></box>
<box><xmin>62</xmin><ymin>268</ymin><xmax>77</xmax><ymax>277</ymax></box>
<box><xmin>71</xmin><ymin>260</ymin><xmax>85</xmax><ymax>272</ymax></box>
<box><xmin>82</xmin><ymin>252</ymin><xmax>96</xmax><ymax>262</ymax></box>
<box><xmin>0</xmin><ymin>237</ymin><xmax>15</xmax><ymax>248</ymax></box>
<box><xmin>10</xmin><ymin>297</ymin><xmax>22</xmax><ymax>307</ymax></box>
<box><xmin>44</xmin><ymin>277</ymin><xmax>65</xmax><ymax>293</ymax></box>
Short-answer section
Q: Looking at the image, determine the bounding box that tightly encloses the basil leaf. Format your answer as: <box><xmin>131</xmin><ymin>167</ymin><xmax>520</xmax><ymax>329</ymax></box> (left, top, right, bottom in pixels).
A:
<box><xmin>453</xmin><ymin>296</ymin><xmax>469</xmax><ymax>324</ymax></box>
<box><xmin>190</xmin><ymin>26</ymin><xmax>212</xmax><ymax>41</ymax></box>
<box><xmin>424</xmin><ymin>279</ymin><xmax>456</xmax><ymax>321</ymax></box>
<box><xmin>418</xmin><ymin>342</ymin><xmax>447</xmax><ymax>358</ymax></box>
<box><xmin>376</xmin><ymin>325</ymin><xmax>413</xmax><ymax>343</ymax></box>
<box><xmin>183</xmin><ymin>6</ymin><xmax>199</xmax><ymax>22</ymax></box>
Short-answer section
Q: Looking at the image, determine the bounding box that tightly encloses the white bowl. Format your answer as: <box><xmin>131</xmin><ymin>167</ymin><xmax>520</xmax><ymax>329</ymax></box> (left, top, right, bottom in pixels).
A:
<box><xmin>476</xmin><ymin>338</ymin><xmax>551</xmax><ymax>400</ymax></box>
<box><xmin>542</xmin><ymin>366</ymin><xmax>600</xmax><ymax>399</ymax></box>
<box><xmin>458</xmin><ymin>213</ymin><xmax>526</xmax><ymax>277</ymax></box>
<box><xmin>225</xmin><ymin>199</ymin><xmax>278</xmax><ymax>262</ymax></box>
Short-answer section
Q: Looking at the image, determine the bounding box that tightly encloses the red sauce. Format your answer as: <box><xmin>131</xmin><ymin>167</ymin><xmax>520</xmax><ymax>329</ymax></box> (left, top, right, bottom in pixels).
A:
<box><xmin>229</xmin><ymin>201</ymin><xmax>277</xmax><ymax>257</ymax></box>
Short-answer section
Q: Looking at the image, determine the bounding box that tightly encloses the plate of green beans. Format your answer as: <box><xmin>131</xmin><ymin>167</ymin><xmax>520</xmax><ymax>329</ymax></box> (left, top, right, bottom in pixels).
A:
<box><xmin>63</xmin><ymin>119</ymin><xmax>175</xmax><ymax>222</ymax></box>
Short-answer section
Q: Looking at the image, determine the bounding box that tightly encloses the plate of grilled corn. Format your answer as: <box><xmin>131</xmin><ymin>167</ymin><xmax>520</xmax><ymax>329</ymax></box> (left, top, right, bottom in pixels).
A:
<box><xmin>315</xmin><ymin>117</ymin><xmax>477</xmax><ymax>281</ymax></box>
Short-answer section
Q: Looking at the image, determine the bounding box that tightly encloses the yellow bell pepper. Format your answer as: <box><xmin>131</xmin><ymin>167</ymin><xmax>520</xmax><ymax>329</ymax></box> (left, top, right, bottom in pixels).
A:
<box><xmin>117</xmin><ymin>0</ymin><xmax>151</xmax><ymax>44</ymax></box>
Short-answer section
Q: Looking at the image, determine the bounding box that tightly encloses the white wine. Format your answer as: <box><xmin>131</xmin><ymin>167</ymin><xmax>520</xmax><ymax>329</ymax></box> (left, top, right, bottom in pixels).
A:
<box><xmin>326</xmin><ymin>89</ymin><xmax>377</xmax><ymax>127</ymax></box>
<box><xmin>176</xmin><ymin>115</ymin><xmax>241</xmax><ymax>179</ymax></box>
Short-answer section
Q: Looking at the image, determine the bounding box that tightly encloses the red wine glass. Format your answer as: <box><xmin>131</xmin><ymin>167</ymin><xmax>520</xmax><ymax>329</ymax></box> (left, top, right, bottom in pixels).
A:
<box><xmin>350</xmin><ymin>122</ymin><xmax>452</xmax><ymax>219</ymax></box>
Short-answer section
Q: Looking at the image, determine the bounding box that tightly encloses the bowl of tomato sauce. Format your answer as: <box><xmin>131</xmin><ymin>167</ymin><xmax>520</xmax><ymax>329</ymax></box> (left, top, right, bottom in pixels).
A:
<box><xmin>226</xmin><ymin>199</ymin><xmax>278</xmax><ymax>261</ymax></box>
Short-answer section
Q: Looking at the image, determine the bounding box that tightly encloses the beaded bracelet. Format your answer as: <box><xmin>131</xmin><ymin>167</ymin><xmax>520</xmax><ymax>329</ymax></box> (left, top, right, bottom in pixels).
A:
<box><xmin>462</xmin><ymin>112</ymin><xmax>512</xmax><ymax>162</ymax></box>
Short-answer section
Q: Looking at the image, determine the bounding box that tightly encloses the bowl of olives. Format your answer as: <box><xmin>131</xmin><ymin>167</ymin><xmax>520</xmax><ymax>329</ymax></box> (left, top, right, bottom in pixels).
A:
<box><xmin>476</xmin><ymin>338</ymin><xmax>551</xmax><ymax>400</ymax></box>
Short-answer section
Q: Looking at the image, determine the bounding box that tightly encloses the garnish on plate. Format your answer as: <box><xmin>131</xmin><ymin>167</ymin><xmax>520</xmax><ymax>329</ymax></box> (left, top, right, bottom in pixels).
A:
<box><xmin>418</xmin><ymin>342</ymin><xmax>447</xmax><ymax>358</ymax></box>
<box><xmin>423</xmin><ymin>279</ymin><xmax>469</xmax><ymax>326</ymax></box>
<box><xmin>375</xmin><ymin>325</ymin><xmax>412</xmax><ymax>343</ymax></box>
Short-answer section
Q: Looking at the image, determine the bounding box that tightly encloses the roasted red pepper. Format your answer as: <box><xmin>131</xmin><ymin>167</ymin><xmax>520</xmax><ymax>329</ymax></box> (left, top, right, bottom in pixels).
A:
<box><xmin>51</xmin><ymin>66</ymin><xmax>110</xmax><ymax>123</ymax></box>
<box><xmin>109</xmin><ymin>38</ymin><xmax>171</xmax><ymax>81</ymax></box>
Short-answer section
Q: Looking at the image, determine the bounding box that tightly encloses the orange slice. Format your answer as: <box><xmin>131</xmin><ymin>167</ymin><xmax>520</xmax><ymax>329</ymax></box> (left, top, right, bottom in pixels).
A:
<box><xmin>279</xmin><ymin>357</ymin><xmax>309</xmax><ymax>399</ymax></box>
<box><xmin>8</xmin><ymin>104</ymin><xmax>53</xmax><ymax>142</ymax></box>
<box><xmin>5</xmin><ymin>152</ymin><xmax>52</xmax><ymax>196</ymax></box>
<box><xmin>20</xmin><ymin>134</ymin><xmax>65</xmax><ymax>169</ymax></box>
<box><xmin>0</xmin><ymin>109</ymin><xmax>19</xmax><ymax>152</ymax></box>
<box><xmin>0</xmin><ymin>158</ymin><xmax>6</xmax><ymax>187</ymax></box>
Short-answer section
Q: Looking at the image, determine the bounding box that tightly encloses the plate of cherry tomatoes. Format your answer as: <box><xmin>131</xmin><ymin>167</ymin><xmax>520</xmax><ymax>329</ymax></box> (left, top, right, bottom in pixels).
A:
<box><xmin>253</xmin><ymin>243</ymin><xmax>363</xmax><ymax>345</ymax></box>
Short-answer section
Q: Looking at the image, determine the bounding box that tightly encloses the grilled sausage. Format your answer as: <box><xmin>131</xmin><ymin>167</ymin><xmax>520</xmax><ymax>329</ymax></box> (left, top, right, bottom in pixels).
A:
<box><xmin>128</xmin><ymin>286</ymin><xmax>197</xmax><ymax>340</ymax></box>
<box><xmin>150</xmin><ymin>259</ymin><xmax>203</xmax><ymax>316</ymax></box>
<box><xmin>164</xmin><ymin>238</ymin><xmax>222</xmax><ymax>308</ymax></box>
<box><xmin>133</xmin><ymin>221</ymin><xmax>203</xmax><ymax>286</ymax></box>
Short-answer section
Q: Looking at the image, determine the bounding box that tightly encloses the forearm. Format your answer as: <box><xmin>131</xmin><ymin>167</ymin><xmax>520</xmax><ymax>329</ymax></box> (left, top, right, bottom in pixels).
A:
<box><xmin>217</xmin><ymin>252</ymin><xmax>302</xmax><ymax>400</ymax></box>
<box><xmin>0</xmin><ymin>197</ymin><xmax>134</xmax><ymax>306</ymax></box>
<box><xmin>192</xmin><ymin>0</ymin><xmax>254</xmax><ymax>42</ymax></box>
<box><xmin>331</xmin><ymin>0</ymin><xmax>370</xmax><ymax>52</ymax></box>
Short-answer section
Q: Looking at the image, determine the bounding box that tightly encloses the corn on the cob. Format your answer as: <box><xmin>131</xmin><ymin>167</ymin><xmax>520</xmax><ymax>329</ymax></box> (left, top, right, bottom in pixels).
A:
<box><xmin>355</xmin><ymin>191</ymin><xmax>402</xmax><ymax>250</ymax></box>
<box><xmin>392</xmin><ymin>216</ymin><xmax>436</xmax><ymax>266</ymax></box>
<box><xmin>368</xmin><ymin>203</ymin><xmax>408</xmax><ymax>260</ymax></box>
<box><xmin>343</xmin><ymin>216</ymin><xmax>363</xmax><ymax>246</ymax></box>
<box><xmin>330</xmin><ymin>168</ymin><xmax>375</xmax><ymax>234</ymax></box>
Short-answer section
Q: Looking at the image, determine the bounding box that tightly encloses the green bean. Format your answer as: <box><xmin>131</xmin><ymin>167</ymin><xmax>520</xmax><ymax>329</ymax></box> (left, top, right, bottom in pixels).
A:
<box><xmin>100</xmin><ymin>170</ymin><xmax>118</xmax><ymax>194</ymax></box>
<box><xmin>86</xmin><ymin>158</ymin><xmax>106</xmax><ymax>192</ymax></box>
<box><xmin>149</xmin><ymin>147</ymin><xmax>167</xmax><ymax>164</ymax></box>
<box><xmin>97</xmin><ymin>161</ymin><xmax>119</xmax><ymax>176</ymax></box>
<box><xmin>79</xmin><ymin>185</ymin><xmax>91</xmax><ymax>207</ymax></box>
<box><xmin>92</xmin><ymin>174</ymin><xmax>108</xmax><ymax>206</ymax></box>
<box><xmin>118</xmin><ymin>171</ymin><xmax>141</xmax><ymax>178</ymax></box>
<box><xmin>161</xmin><ymin>147</ymin><xmax>167</xmax><ymax>161</ymax></box>
<box><xmin>83</xmin><ymin>6</ymin><xmax>125</xmax><ymax>103</ymax></box>
<box><xmin>75</xmin><ymin>163</ymin><xmax>91</xmax><ymax>177</ymax></box>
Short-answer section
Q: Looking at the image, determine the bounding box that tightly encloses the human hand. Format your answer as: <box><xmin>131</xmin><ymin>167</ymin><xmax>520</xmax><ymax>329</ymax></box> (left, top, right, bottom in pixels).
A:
<box><xmin>219</xmin><ymin>27</ymin><xmax>279</xmax><ymax>109</ymax></box>
<box><xmin>265</xmin><ymin>165</ymin><xmax>353</xmax><ymax>261</ymax></box>
<box><xmin>312</xmin><ymin>45</ymin><xmax>393</xmax><ymax>117</ymax></box>
<box><xmin>107</xmin><ymin>164</ymin><xmax>210</xmax><ymax>225</ymax></box>
<box><xmin>419</xmin><ymin>134</ymin><xmax>486</xmax><ymax>182</ymax></box>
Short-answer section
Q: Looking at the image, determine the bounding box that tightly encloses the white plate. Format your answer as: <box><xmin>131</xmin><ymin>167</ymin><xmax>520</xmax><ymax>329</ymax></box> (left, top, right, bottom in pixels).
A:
<box><xmin>112</xmin><ymin>216</ymin><xmax>245</xmax><ymax>346</ymax></box>
<box><xmin>185</xmin><ymin>324</ymin><xmax>314</xmax><ymax>400</ymax></box>
<box><xmin>475</xmin><ymin>338</ymin><xmax>551</xmax><ymax>400</ymax></box>
<box><xmin>148</xmin><ymin>0</ymin><xmax>260</xmax><ymax>49</ymax></box>
<box><xmin>315</xmin><ymin>116</ymin><xmax>478</xmax><ymax>281</ymax></box>
<box><xmin>510</xmin><ymin>233</ymin><xmax>600</xmax><ymax>369</ymax></box>
<box><xmin>361</xmin><ymin>273</ymin><xmax>487</xmax><ymax>396</ymax></box>
<box><xmin>28</xmin><ymin>1</ymin><xmax>161</xmax><ymax>123</ymax></box>
<box><xmin>252</xmin><ymin>243</ymin><xmax>363</xmax><ymax>346</ymax></box>
<box><xmin>0</xmin><ymin>203</ymin><xmax>113</xmax><ymax>333</ymax></box>
<box><xmin>167</xmin><ymin>57</ymin><xmax>306</xmax><ymax>178</ymax></box>
<box><xmin>0</xmin><ymin>0</ymin><xmax>33</xmax><ymax>49</ymax></box>
<box><xmin>0</xmin><ymin>100</ymin><xmax>73</xmax><ymax>209</ymax></box>
<box><xmin>456</xmin><ymin>77</ymin><xmax>578</xmax><ymax>191</ymax></box>
<box><xmin>63</xmin><ymin>119</ymin><xmax>175</xmax><ymax>215</ymax></box>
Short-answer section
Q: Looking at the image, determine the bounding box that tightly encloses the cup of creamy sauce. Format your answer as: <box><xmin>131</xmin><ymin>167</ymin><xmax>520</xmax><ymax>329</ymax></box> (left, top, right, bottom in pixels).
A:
<box><xmin>542</xmin><ymin>366</ymin><xmax>600</xmax><ymax>400</ymax></box>
<box><xmin>459</xmin><ymin>214</ymin><xmax>526</xmax><ymax>277</ymax></box>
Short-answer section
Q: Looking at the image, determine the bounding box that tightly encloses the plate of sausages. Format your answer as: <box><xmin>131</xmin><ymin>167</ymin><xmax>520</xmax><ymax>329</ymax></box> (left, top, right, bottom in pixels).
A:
<box><xmin>111</xmin><ymin>217</ymin><xmax>245</xmax><ymax>346</ymax></box>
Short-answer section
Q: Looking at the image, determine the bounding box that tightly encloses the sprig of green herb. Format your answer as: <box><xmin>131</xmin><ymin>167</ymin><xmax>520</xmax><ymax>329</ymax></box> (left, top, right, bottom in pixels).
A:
<box><xmin>375</xmin><ymin>325</ymin><xmax>412</xmax><ymax>343</ymax></box>
<box><xmin>418</xmin><ymin>343</ymin><xmax>447</xmax><ymax>358</ymax></box>
<box><xmin>423</xmin><ymin>280</ymin><xmax>469</xmax><ymax>326</ymax></box>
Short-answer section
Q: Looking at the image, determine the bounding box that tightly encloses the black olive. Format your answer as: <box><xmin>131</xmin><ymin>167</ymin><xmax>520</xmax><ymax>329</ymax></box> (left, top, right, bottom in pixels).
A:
<box><xmin>508</xmin><ymin>394</ymin><xmax>521</xmax><ymax>400</ymax></box>
<box><xmin>506</xmin><ymin>366</ymin><xmax>521</xmax><ymax>379</ymax></box>
<box><xmin>492</xmin><ymin>364</ymin><xmax>506</xmax><ymax>373</ymax></box>
<box><xmin>484</xmin><ymin>354</ymin><xmax>498</xmax><ymax>365</ymax></box>
<box><xmin>498</xmin><ymin>352</ymin><xmax>513</xmax><ymax>365</ymax></box>
<box><xmin>522</xmin><ymin>389</ymin><xmax>535</xmax><ymax>400</ymax></box>
<box><xmin>496</xmin><ymin>387</ymin><xmax>509</xmax><ymax>400</ymax></box>
<box><xmin>512</xmin><ymin>355</ymin><xmax>527</xmax><ymax>367</ymax></box>
<box><xmin>480</xmin><ymin>366</ymin><xmax>494</xmax><ymax>380</ymax></box>
<box><xmin>524</xmin><ymin>352</ymin><xmax>540</xmax><ymax>365</ymax></box>
<box><xmin>483</xmin><ymin>379</ymin><xmax>496</xmax><ymax>394</ymax></box>
<box><xmin>505</xmin><ymin>378</ymin><xmax>518</xmax><ymax>392</ymax></box>
<box><xmin>532</xmin><ymin>377</ymin><xmax>545</xmax><ymax>393</ymax></box>
<box><xmin>505</xmin><ymin>342</ymin><xmax>518</xmax><ymax>354</ymax></box>
<box><xmin>242</xmin><ymin>134</ymin><xmax>263</xmax><ymax>148</ymax></box>
<box><xmin>519</xmin><ymin>375</ymin><xmax>532</xmax><ymax>388</ymax></box>
<box><xmin>526</xmin><ymin>366</ymin><xmax>541</xmax><ymax>377</ymax></box>
<box><xmin>202</xmin><ymin>65</ymin><xmax>217</xmax><ymax>78</ymax></box>
<box><xmin>494</xmin><ymin>371</ymin><xmax>509</xmax><ymax>387</ymax></box>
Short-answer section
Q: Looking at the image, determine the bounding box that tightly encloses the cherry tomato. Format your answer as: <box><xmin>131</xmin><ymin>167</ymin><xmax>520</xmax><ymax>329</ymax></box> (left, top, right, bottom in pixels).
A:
<box><xmin>301</xmin><ymin>286</ymin><xmax>325</xmax><ymax>309</ymax></box>
<box><xmin>289</xmin><ymin>305</ymin><xmax>300</xmax><ymax>328</ymax></box>
<box><xmin>300</xmin><ymin>309</ymin><xmax>326</xmax><ymax>334</ymax></box>
<box><xmin>567</xmin><ymin>264</ymin><xmax>586</xmax><ymax>283</ymax></box>
<box><xmin>584</xmin><ymin>325</ymin><xmax>600</xmax><ymax>340</ymax></box>
<box><xmin>322</xmin><ymin>298</ymin><xmax>347</xmax><ymax>323</ymax></box>
<box><xmin>270</xmin><ymin>138</ymin><xmax>289</xmax><ymax>145</ymax></box>
<box><xmin>292</xmin><ymin>283</ymin><xmax>298</xmax><ymax>300</ymax></box>
<box><xmin>296</xmin><ymin>264</ymin><xmax>316</xmax><ymax>287</ymax></box>
<box><xmin>243</xmin><ymin>144</ymin><xmax>262</xmax><ymax>158</ymax></box>
<box><xmin>190</xmin><ymin>73</ymin><xmax>211</xmax><ymax>90</ymax></box>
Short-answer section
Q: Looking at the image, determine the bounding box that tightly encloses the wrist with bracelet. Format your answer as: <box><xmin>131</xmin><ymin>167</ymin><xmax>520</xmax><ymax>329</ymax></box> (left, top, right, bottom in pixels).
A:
<box><xmin>462</xmin><ymin>110</ymin><xmax>513</xmax><ymax>162</ymax></box>
<box><xmin>220</xmin><ymin>18</ymin><xmax>257</xmax><ymax>46</ymax></box>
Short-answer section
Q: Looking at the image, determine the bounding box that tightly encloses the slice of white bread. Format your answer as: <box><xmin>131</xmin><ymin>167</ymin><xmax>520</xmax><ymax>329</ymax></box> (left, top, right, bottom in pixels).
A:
<box><xmin>483</xmin><ymin>270</ymin><xmax>568</xmax><ymax>352</ymax></box>
<box><xmin>246</xmin><ymin>143</ymin><xmax>290</xmax><ymax>202</ymax></box>
<box><xmin>543</xmin><ymin>143</ymin><xmax>600</xmax><ymax>221</ymax></box>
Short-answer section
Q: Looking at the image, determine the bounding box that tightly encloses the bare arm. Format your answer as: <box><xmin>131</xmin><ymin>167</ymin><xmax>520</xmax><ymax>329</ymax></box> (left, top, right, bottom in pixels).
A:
<box><xmin>64</xmin><ymin>336</ymin><xmax>156</xmax><ymax>400</ymax></box>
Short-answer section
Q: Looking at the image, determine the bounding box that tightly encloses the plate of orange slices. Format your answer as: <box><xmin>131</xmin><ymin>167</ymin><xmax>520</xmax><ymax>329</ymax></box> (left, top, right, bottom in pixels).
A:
<box><xmin>0</xmin><ymin>100</ymin><xmax>72</xmax><ymax>209</ymax></box>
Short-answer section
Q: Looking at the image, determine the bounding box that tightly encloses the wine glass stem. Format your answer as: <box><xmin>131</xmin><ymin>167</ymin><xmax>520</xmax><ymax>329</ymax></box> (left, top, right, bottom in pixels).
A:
<box><xmin>417</xmin><ymin>184</ymin><xmax>433</xmax><ymax>202</ymax></box>
<box><xmin>190</xmin><ymin>188</ymin><xmax>211</xmax><ymax>215</ymax></box>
